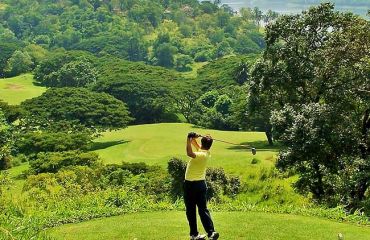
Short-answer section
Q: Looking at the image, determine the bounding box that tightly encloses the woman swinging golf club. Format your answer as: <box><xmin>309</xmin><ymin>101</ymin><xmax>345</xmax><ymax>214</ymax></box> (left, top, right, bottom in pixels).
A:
<box><xmin>184</xmin><ymin>132</ymin><xmax>219</xmax><ymax>240</ymax></box>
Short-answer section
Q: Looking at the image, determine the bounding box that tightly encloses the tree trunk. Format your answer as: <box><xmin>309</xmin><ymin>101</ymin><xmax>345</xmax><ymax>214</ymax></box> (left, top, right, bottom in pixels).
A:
<box><xmin>312</xmin><ymin>162</ymin><xmax>324</xmax><ymax>201</ymax></box>
<box><xmin>360</xmin><ymin>109</ymin><xmax>370</xmax><ymax>159</ymax></box>
<box><xmin>265</xmin><ymin>124</ymin><xmax>273</xmax><ymax>146</ymax></box>
<box><xmin>352</xmin><ymin>109</ymin><xmax>370</xmax><ymax>204</ymax></box>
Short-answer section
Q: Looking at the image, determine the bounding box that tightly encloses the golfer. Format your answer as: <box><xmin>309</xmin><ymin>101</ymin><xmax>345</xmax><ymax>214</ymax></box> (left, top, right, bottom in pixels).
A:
<box><xmin>184</xmin><ymin>132</ymin><xmax>219</xmax><ymax>240</ymax></box>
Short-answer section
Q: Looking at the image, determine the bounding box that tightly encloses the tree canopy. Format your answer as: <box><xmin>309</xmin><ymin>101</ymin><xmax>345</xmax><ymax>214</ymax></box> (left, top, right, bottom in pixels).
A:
<box><xmin>21</xmin><ymin>88</ymin><xmax>132</xmax><ymax>131</ymax></box>
<box><xmin>250</xmin><ymin>3</ymin><xmax>370</xmax><ymax>210</ymax></box>
<box><xmin>0</xmin><ymin>0</ymin><xmax>266</xmax><ymax>73</ymax></box>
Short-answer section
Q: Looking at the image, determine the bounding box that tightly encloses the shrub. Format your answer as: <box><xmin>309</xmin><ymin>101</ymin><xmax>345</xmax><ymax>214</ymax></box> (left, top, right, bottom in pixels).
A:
<box><xmin>29</xmin><ymin>151</ymin><xmax>100</xmax><ymax>174</ymax></box>
<box><xmin>17</xmin><ymin>131</ymin><xmax>93</xmax><ymax>155</ymax></box>
<box><xmin>167</xmin><ymin>158</ymin><xmax>241</xmax><ymax>201</ymax></box>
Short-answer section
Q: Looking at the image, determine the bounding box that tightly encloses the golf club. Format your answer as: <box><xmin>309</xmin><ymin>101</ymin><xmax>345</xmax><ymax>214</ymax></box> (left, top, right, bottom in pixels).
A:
<box><xmin>197</xmin><ymin>134</ymin><xmax>257</xmax><ymax>155</ymax></box>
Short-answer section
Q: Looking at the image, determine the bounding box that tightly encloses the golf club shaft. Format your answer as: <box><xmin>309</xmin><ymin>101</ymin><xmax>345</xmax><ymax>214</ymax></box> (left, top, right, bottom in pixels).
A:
<box><xmin>198</xmin><ymin>135</ymin><xmax>250</xmax><ymax>148</ymax></box>
<box><xmin>195</xmin><ymin>134</ymin><xmax>257</xmax><ymax>155</ymax></box>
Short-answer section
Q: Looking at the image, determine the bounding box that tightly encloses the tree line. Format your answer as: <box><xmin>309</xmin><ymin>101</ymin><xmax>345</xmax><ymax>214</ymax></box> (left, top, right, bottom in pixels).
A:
<box><xmin>0</xmin><ymin>0</ymin><xmax>278</xmax><ymax>76</ymax></box>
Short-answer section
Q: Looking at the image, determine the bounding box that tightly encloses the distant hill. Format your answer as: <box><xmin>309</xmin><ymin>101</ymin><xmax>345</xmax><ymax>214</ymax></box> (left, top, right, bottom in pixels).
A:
<box><xmin>219</xmin><ymin>0</ymin><xmax>369</xmax><ymax>17</ymax></box>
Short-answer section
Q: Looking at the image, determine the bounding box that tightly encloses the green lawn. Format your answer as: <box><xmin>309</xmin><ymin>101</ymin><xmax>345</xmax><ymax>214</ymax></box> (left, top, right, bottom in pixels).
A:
<box><xmin>94</xmin><ymin>123</ymin><xmax>278</xmax><ymax>179</ymax></box>
<box><xmin>0</xmin><ymin>74</ymin><xmax>46</xmax><ymax>105</ymax></box>
<box><xmin>50</xmin><ymin>211</ymin><xmax>370</xmax><ymax>240</ymax></box>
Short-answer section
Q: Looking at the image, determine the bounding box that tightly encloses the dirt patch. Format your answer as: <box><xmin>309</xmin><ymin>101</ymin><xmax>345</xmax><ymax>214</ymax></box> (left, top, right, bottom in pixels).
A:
<box><xmin>4</xmin><ymin>84</ymin><xmax>24</xmax><ymax>90</ymax></box>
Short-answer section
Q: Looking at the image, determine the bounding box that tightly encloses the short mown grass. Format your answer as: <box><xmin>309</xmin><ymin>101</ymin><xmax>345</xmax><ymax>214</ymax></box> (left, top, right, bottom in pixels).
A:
<box><xmin>49</xmin><ymin>211</ymin><xmax>370</xmax><ymax>240</ymax></box>
<box><xmin>0</xmin><ymin>74</ymin><xmax>46</xmax><ymax>105</ymax></box>
<box><xmin>94</xmin><ymin>123</ymin><xmax>278</xmax><ymax>180</ymax></box>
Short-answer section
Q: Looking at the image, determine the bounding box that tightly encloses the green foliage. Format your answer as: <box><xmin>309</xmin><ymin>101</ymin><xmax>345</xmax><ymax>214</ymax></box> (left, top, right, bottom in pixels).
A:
<box><xmin>0</xmin><ymin>0</ymin><xmax>265</xmax><ymax>70</ymax></box>
<box><xmin>47</xmin><ymin>59</ymin><xmax>98</xmax><ymax>87</ymax></box>
<box><xmin>167</xmin><ymin>158</ymin><xmax>240</xmax><ymax>201</ymax></box>
<box><xmin>4</xmin><ymin>50</ymin><xmax>33</xmax><ymax>77</ymax></box>
<box><xmin>0</xmin><ymin>41</ymin><xmax>23</xmax><ymax>77</ymax></box>
<box><xmin>154</xmin><ymin>43</ymin><xmax>177</xmax><ymax>67</ymax></box>
<box><xmin>93</xmin><ymin>57</ymin><xmax>182</xmax><ymax>124</ymax></box>
<box><xmin>189</xmin><ymin>87</ymin><xmax>247</xmax><ymax>130</ymax></box>
<box><xmin>16</xmin><ymin>131</ymin><xmax>93</xmax><ymax>156</ymax></box>
<box><xmin>197</xmin><ymin>55</ymin><xmax>259</xmax><ymax>91</ymax></box>
<box><xmin>250</xmin><ymin>3</ymin><xmax>370</xmax><ymax>210</ymax></box>
<box><xmin>73</xmin><ymin>33</ymin><xmax>148</xmax><ymax>61</ymax></box>
<box><xmin>29</xmin><ymin>151</ymin><xmax>100</xmax><ymax>174</ymax></box>
<box><xmin>21</xmin><ymin>88</ymin><xmax>132</xmax><ymax>131</ymax></box>
<box><xmin>174</xmin><ymin>54</ymin><xmax>193</xmax><ymax>71</ymax></box>
<box><xmin>23</xmin><ymin>44</ymin><xmax>49</xmax><ymax>66</ymax></box>
<box><xmin>0</xmin><ymin>100</ymin><xmax>23</xmax><ymax>123</ymax></box>
<box><xmin>34</xmin><ymin>51</ymin><xmax>97</xmax><ymax>87</ymax></box>
<box><xmin>0</xmin><ymin>110</ymin><xmax>12</xmax><ymax>170</ymax></box>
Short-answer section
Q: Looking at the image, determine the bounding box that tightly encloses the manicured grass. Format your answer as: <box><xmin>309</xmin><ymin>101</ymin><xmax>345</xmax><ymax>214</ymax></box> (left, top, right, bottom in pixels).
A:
<box><xmin>0</xmin><ymin>74</ymin><xmax>46</xmax><ymax>105</ymax></box>
<box><xmin>50</xmin><ymin>211</ymin><xmax>370</xmax><ymax>240</ymax></box>
<box><xmin>94</xmin><ymin>123</ymin><xmax>278</xmax><ymax>179</ymax></box>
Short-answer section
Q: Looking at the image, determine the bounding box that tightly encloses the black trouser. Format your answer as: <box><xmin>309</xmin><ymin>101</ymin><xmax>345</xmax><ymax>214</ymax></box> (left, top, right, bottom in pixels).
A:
<box><xmin>183</xmin><ymin>180</ymin><xmax>215</xmax><ymax>237</ymax></box>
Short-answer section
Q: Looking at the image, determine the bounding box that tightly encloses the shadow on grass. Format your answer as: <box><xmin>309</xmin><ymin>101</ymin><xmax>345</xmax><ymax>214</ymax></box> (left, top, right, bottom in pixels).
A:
<box><xmin>227</xmin><ymin>141</ymin><xmax>281</xmax><ymax>152</ymax></box>
<box><xmin>32</xmin><ymin>81</ymin><xmax>43</xmax><ymax>86</ymax></box>
<box><xmin>90</xmin><ymin>140</ymin><xmax>130</xmax><ymax>151</ymax></box>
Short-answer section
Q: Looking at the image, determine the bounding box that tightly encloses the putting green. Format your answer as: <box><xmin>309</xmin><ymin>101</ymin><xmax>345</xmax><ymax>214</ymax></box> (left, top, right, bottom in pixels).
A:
<box><xmin>49</xmin><ymin>211</ymin><xmax>370</xmax><ymax>240</ymax></box>
<box><xmin>94</xmin><ymin>123</ymin><xmax>278</xmax><ymax>179</ymax></box>
<box><xmin>0</xmin><ymin>74</ymin><xmax>46</xmax><ymax>105</ymax></box>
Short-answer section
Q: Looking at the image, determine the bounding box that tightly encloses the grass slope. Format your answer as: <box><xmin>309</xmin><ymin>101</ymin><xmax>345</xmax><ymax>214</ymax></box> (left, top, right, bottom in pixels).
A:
<box><xmin>50</xmin><ymin>211</ymin><xmax>370</xmax><ymax>240</ymax></box>
<box><xmin>0</xmin><ymin>74</ymin><xmax>46</xmax><ymax>105</ymax></box>
<box><xmin>94</xmin><ymin>123</ymin><xmax>278</xmax><ymax>179</ymax></box>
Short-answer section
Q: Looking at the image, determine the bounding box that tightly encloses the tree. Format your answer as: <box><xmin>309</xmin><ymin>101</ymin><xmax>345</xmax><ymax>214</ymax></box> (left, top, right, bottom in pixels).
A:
<box><xmin>263</xmin><ymin>10</ymin><xmax>279</xmax><ymax>24</ymax></box>
<box><xmin>175</xmin><ymin>54</ymin><xmax>193</xmax><ymax>71</ymax></box>
<box><xmin>250</xmin><ymin>3</ymin><xmax>370</xmax><ymax>209</ymax></box>
<box><xmin>0</xmin><ymin>100</ymin><xmax>23</xmax><ymax>123</ymax></box>
<box><xmin>93</xmin><ymin>76</ymin><xmax>176</xmax><ymax>124</ymax></box>
<box><xmin>17</xmin><ymin>131</ymin><xmax>93</xmax><ymax>156</ymax></box>
<box><xmin>4</xmin><ymin>50</ymin><xmax>33</xmax><ymax>77</ymax></box>
<box><xmin>234</xmin><ymin>61</ymin><xmax>249</xmax><ymax>85</ymax></box>
<box><xmin>215</xmin><ymin>40</ymin><xmax>232</xmax><ymax>57</ymax></box>
<box><xmin>154</xmin><ymin>43</ymin><xmax>177</xmax><ymax>67</ymax></box>
<box><xmin>21</xmin><ymin>88</ymin><xmax>132</xmax><ymax>131</ymax></box>
<box><xmin>34</xmin><ymin>51</ymin><xmax>96</xmax><ymax>87</ymax></box>
<box><xmin>50</xmin><ymin>59</ymin><xmax>98</xmax><ymax>87</ymax></box>
<box><xmin>252</xmin><ymin>7</ymin><xmax>263</xmax><ymax>26</ymax></box>
<box><xmin>172</xmin><ymin>85</ymin><xmax>201</xmax><ymax>122</ymax></box>
<box><xmin>24</xmin><ymin>44</ymin><xmax>49</xmax><ymax>67</ymax></box>
<box><xmin>0</xmin><ymin>111</ymin><xmax>12</xmax><ymax>170</ymax></box>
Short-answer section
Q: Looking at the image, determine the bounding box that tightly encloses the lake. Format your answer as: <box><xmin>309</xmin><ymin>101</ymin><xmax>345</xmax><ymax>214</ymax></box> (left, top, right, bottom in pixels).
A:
<box><xmin>218</xmin><ymin>0</ymin><xmax>369</xmax><ymax>17</ymax></box>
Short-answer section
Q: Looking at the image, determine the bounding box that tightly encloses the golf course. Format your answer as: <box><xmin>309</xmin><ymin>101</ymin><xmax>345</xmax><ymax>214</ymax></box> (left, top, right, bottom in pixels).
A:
<box><xmin>0</xmin><ymin>74</ymin><xmax>45</xmax><ymax>104</ymax></box>
<box><xmin>1</xmin><ymin>1</ymin><xmax>369</xmax><ymax>239</ymax></box>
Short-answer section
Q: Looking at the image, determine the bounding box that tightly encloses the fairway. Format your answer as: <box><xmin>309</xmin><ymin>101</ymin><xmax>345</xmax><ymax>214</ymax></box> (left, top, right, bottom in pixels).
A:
<box><xmin>0</xmin><ymin>74</ymin><xmax>46</xmax><ymax>105</ymax></box>
<box><xmin>94</xmin><ymin>123</ymin><xmax>278</xmax><ymax>178</ymax></box>
<box><xmin>50</xmin><ymin>211</ymin><xmax>370</xmax><ymax>240</ymax></box>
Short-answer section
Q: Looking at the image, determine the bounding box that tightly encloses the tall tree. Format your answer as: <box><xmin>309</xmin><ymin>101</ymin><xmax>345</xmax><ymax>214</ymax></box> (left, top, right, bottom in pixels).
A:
<box><xmin>21</xmin><ymin>88</ymin><xmax>132</xmax><ymax>131</ymax></box>
<box><xmin>250</xmin><ymin>3</ymin><xmax>370</xmax><ymax>209</ymax></box>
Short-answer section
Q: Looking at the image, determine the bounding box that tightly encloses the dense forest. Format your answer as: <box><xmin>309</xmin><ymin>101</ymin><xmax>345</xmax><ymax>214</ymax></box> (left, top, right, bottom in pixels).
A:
<box><xmin>0</xmin><ymin>0</ymin><xmax>273</xmax><ymax>75</ymax></box>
